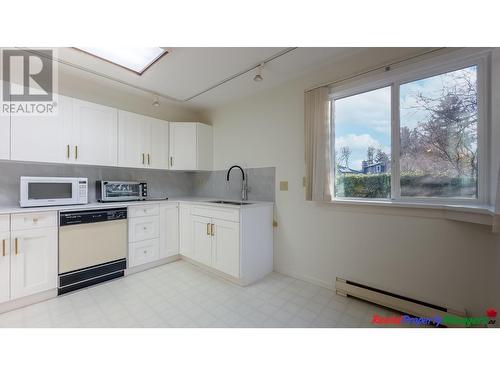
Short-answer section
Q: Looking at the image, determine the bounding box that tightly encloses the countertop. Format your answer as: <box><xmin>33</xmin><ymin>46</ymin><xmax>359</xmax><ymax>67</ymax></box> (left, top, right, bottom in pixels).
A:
<box><xmin>0</xmin><ymin>197</ymin><xmax>274</xmax><ymax>215</ymax></box>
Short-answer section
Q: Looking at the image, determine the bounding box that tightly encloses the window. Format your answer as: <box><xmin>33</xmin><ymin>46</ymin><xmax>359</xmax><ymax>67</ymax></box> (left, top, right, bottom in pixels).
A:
<box><xmin>400</xmin><ymin>67</ymin><xmax>478</xmax><ymax>198</ymax></box>
<box><xmin>334</xmin><ymin>87</ymin><xmax>391</xmax><ymax>199</ymax></box>
<box><xmin>75</xmin><ymin>47</ymin><xmax>168</xmax><ymax>75</ymax></box>
<box><xmin>331</xmin><ymin>53</ymin><xmax>487</xmax><ymax>204</ymax></box>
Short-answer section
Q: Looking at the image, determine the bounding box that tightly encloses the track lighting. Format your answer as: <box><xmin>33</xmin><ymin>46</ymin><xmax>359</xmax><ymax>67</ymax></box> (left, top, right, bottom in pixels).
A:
<box><xmin>253</xmin><ymin>63</ymin><xmax>264</xmax><ymax>82</ymax></box>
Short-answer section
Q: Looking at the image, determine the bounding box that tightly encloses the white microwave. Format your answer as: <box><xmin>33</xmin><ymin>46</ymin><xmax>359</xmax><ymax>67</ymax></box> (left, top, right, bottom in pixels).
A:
<box><xmin>20</xmin><ymin>177</ymin><xmax>88</xmax><ymax>207</ymax></box>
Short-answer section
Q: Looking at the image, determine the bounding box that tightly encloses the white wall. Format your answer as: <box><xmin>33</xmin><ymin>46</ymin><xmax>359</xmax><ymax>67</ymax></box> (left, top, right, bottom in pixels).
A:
<box><xmin>205</xmin><ymin>48</ymin><xmax>500</xmax><ymax>316</ymax></box>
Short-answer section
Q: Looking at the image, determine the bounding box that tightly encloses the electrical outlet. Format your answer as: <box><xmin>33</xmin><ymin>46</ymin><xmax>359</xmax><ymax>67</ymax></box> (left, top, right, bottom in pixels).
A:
<box><xmin>280</xmin><ymin>181</ymin><xmax>288</xmax><ymax>191</ymax></box>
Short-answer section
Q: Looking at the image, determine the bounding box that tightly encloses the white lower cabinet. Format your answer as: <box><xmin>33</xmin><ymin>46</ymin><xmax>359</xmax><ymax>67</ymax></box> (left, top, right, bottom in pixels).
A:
<box><xmin>129</xmin><ymin>216</ymin><xmax>160</xmax><ymax>243</ymax></box>
<box><xmin>191</xmin><ymin>215</ymin><xmax>213</xmax><ymax>266</ymax></box>
<box><xmin>211</xmin><ymin>218</ymin><xmax>240</xmax><ymax>278</ymax></box>
<box><xmin>188</xmin><ymin>206</ymin><xmax>240</xmax><ymax>278</ymax></box>
<box><xmin>189</xmin><ymin>215</ymin><xmax>240</xmax><ymax>278</ymax></box>
<box><xmin>159</xmin><ymin>203</ymin><xmax>179</xmax><ymax>258</ymax></box>
<box><xmin>180</xmin><ymin>204</ymin><xmax>273</xmax><ymax>284</ymax></box>
<box><xmin>0</xmin><ymin>212</ymin><xmax>58</xmax><ymax>306</ymax></box>
<box><xmin>128</xmin><ymin>203</ymin><xmax>179</xmax><ymax>269</ymax></box>
<box><xmin>10</xmin><ymin>228</ymin><xmax>58</xmax><ymax>299</ymax></box>
<box><xmin>129</xmin><ymin>238</ymin><xmax>160</xmax><ymax>268</ymax></box>
<box><xmin>0</xmin><ymin>231</ymin><xmax>11</xmax><ymax>304</ymax></box>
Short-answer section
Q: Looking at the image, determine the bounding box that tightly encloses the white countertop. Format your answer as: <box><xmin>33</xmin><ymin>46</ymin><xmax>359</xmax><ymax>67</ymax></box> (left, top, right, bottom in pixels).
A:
<box><xmin>0</xmin><ymin>197</ymin><xmax>274</xmax><ymax>215</ymax></box>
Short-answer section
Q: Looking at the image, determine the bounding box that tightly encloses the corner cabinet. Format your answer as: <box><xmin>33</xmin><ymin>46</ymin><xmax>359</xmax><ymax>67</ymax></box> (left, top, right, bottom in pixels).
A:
<box><xmin>169</xmin><ymin>122</ymin><xmax>213</xmax><ymax>171</ymax></box>
<box><xmin>179</xmin><ymin>203</ymin><xmax>273</xmax><ymax>285</ymax></box>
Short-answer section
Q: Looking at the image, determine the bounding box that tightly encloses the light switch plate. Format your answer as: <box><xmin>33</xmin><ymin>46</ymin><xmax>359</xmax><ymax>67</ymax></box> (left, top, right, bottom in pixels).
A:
<box><xmin>280</xmin><ymin>181</ymin><xmax>288</xmax><ymax>191</ymax></box>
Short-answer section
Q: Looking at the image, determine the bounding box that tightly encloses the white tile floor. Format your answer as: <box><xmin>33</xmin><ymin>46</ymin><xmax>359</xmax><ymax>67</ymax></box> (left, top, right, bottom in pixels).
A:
<box><xmin>0</xmin><ymin>260</ymin><xmax>401</xmax><ymax>328</ymax></box>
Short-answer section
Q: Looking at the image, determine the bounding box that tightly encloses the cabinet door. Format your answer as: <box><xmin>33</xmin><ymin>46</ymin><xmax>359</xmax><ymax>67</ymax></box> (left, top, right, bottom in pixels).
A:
<box><xmin>10</xmin><ymin>227</ymin><xmax>57</xmax><ymax>299</ymax></box>
<box><xmin>0</xmin><ymin>82</ymin><xmax>9</xmax><ymax>160</ymax></box>
<box><xmin>159</xmin><ymin>204</ymin><xmax>179</xmax><ymax>258</ymax></box>
<box><xmin>149</xmin><ymin>117</ymin><xmax>169</xmax><ymax>170</ymax></box>
<box><xmin>128</xmin><ymin>238</ymin><xmax>160</xmax><ymax>268</ymax></box>
<box><xmin>190</xmin><ymin>215</ymin><xmax>212</xmax><ymax>266</ymax></box>
<box><xmin>129</xmin><ymin>216</ymin><xmax>159</xmax><ymax>243</ymax></box>
<box><xmin>211</xmin><ymin>219</ymin><xmax>240</xmax><ymax>278</ymax></box>
<box><xmin>10</xmin><ymin>95</ymin><xmax>72</xmax><ymax>163</ymax></box>
<box><xmin>0</xmin><ymin>231</ymin><xmax>10</xmax><ymax>304</ymax></box>
<box><xmin>169</xmin><ymin>122</ymin><xmax>197</xmax><ymax>170</ymax></box>
<box><xmin>196</xmin><ymin>123</ymin><xmax>213</xmax><ymax>171</ymax></box>
<box><xmin>179</xmin><ymin>205</ymin><xmax>193</xmax><ymax>257</ymax></box>
<box><xmin>72</xmin><ymin>99</ymin><xmax>118</xmax><ymax>166</ymax></box>
<box><xmin>118</xmin><ymin>110</ymin><xmax>151</xmax><ymax>168</ymax></box>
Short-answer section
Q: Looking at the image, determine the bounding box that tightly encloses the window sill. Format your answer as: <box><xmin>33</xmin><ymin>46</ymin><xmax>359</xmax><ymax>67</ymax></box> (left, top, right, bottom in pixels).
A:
<box><xmin>328</xmin><ymin>198</ymin><xmax>497</xmax><ymax>230</ymax></box>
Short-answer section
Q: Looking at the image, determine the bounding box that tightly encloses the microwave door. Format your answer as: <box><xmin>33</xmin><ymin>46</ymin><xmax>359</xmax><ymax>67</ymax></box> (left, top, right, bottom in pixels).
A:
<box><xmin>23</xmin><ymin>181</ymin><xmax>76</xmax><ymax>206</ymax></box>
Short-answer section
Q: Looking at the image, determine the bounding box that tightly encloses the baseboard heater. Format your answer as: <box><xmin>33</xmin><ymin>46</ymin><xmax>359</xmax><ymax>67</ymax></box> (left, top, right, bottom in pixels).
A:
<box><xmin>335</xmin><ymin>277</ymin><xmax>466</xmax><ymax>326</ymax></box>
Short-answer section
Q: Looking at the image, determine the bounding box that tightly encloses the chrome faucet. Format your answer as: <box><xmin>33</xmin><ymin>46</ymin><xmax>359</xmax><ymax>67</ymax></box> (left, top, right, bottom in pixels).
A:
<box><xmin>226</xmin><ymin>165</ymin><xmax>248</xmax><ymax>201</ymax></box>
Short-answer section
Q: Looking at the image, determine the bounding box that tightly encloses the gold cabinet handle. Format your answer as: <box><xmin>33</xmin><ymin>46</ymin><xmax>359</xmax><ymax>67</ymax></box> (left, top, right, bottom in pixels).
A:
<box><xmin>147</xmin><ymin>154</ymin><xmax>150</xmax><ymax>165</ymax></box>
<box><xmin>66</xmin><ymin>144</ymin><xmax>70</xmax><ymax>159</ymax></box>
<box><xmin>75</xmin><ymin>145</ymin><xmax>78</xmax><ymax>160</ymax></box>
<box><xmin>142</xmin><ymin>153</ymin><xmax>145</xmax><ymax>164</ymax></box>
<box><xmin>15</xmin><ymin>238</ymin><xmax>18</xmax><ymax>255</ymax></box>
<box><xmin>211</xmin><ymin>224</ymin><xmax>215</xmax><ymax>236</ymax></box>
<box><xmin>2</xmin><ymin>239</ymin><xmax>5</xmax><ymax>257</ymax></box>
<box><xmin>206</xmin><ymin>223</ymin><xmax>211</xmax><ymax>236</ymax></box>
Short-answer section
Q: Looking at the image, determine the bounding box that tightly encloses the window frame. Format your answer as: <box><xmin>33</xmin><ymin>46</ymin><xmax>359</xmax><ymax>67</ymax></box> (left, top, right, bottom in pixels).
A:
<box><xmin>330</xmin><ymin>49</ymin><xmax>491</xmax><ymax>206</ymax></box>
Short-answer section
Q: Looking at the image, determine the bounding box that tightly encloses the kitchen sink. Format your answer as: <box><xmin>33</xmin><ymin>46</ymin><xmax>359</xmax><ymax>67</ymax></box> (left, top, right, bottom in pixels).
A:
<box><xmin>207</xmin><ymin>200</ymin><xmax>253</xmax><ymax>205</ymax></box>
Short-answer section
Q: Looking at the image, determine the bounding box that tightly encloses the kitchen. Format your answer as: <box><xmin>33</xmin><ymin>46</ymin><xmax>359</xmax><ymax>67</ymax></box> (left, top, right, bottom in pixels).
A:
<box><xmin>0</xmin><ymin>8</ymin><xmax>499</xmax><ymax>371</ymax></box>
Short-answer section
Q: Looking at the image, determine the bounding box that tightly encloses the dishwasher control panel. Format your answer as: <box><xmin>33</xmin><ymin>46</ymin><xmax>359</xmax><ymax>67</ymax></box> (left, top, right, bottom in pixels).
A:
<box><xmin>60</xmin><ymin>208</ymin><xmax>128</xmax><ymax>226</ymax></box>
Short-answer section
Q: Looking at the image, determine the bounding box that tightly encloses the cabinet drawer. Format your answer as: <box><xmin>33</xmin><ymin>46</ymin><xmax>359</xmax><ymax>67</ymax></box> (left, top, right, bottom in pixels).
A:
<box><xmin>0</xmin><ymin>215</ymin><xmax>9</xmax><ymax>232</ymax></box>
<box><xmin>128</xmin><ymin>238</ymin><xmax>160</xmax><ymax>268</ymax></box>
<box><xmin>129</xmin><ymin>216</ymin><xmax>159</xmax><ymax>242</ymax></box>
<box><xmin>128</xmin><ymin>204</ymin><xmax>160</xmax><ymax>218</ymax></box>
<box><xmin>191</xmin><ymin>206</ymin><xmax>240</xmax><ymax>222</ymax></box>
<box><xmin>11</xmin><ymin>211</ymin><xmax>57</xmax><ymax>231</ymax></box>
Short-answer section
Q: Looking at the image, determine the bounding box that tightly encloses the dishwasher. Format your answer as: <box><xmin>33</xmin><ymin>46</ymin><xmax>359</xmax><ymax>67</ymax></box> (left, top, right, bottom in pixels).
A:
<box><xmin>58</xmin><ymin>207</ymin><xmax>127</xmax><ymax>295</ymax></box>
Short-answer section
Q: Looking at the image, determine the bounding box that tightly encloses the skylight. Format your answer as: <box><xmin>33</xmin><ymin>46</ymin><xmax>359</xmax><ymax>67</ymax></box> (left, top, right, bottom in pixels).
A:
<box><xmin>76</xmin><ymin>47</ymin><xmax>167</xmax><ymax>75</ymax></box>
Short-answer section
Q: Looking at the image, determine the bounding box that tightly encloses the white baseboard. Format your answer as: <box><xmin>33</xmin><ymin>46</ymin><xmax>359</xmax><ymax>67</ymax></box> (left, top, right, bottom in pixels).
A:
<box><xmin>274</xmin><ymin>267</ymin><xmax>334</xmax><ymax>291</ymax></box>
<box><xmin>0</xmin><ymin>289</ymin><xmax>58</xmax><ymax>314</ymax></box>
<box><xmin>125</xmin><ymin>255</ymin><xmax>181</xmax><ymax>276</ymax></box>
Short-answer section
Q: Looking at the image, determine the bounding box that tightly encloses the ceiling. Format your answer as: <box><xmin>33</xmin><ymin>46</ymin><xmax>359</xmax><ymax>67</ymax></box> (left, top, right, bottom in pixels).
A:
<box><xmin>53</xmin><ymin>47</ymin><xmax>360</xmax><ymax>110</ymax></box>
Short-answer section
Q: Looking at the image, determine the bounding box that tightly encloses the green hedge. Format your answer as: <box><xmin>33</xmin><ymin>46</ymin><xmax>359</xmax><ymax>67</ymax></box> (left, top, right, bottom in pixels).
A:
<box><xmin>335</xmin><ymin>173</ymin><xmax>476</xmax><ymax>198</ymax></box>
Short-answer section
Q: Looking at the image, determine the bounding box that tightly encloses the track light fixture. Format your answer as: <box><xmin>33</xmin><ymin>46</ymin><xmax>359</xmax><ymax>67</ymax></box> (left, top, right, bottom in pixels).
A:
<box><xmin>253</xmin><ymin>63</ymin><xmax>264</xmax><ymax>82</ymax></box>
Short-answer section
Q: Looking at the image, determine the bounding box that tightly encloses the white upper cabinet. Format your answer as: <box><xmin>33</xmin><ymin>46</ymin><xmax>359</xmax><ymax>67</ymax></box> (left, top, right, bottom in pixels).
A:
<box><xmin>118</xmin><ymin>110</ymin><xmax>169</xmax><ymax>169</ymax></box>
<box><xmin>72</xmin><ymin>99</ymin><xmax>118</xmax><ymax>166</ymax></box>
<box><xmin>149</xmin><ymin>117</ymin><xmax>169</xmax><ymax>170</ymax></box>
<box><xmin>11</xmin><ymin>95</ymin><xmax>72</xmax><ymax>163</ymax></box>
<box><xmin>169</xmin><ymin>122</ymin><xmax>212</xmax><ymax>171</ymax></box>
<box><xmin>118</xmin><ymin>110</ymin><xmax>150</xmax><ymax>168</ymax></box>
<box><xmin>0</xmin><ymin>81</ymin><xmax>10</xmax><ymax>160</ymax></box>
